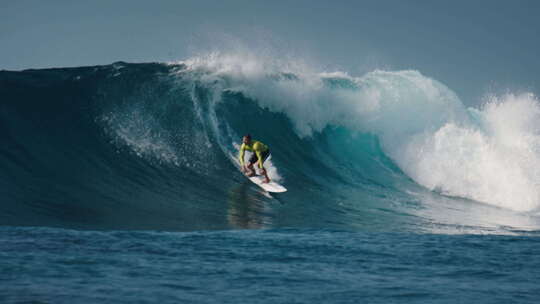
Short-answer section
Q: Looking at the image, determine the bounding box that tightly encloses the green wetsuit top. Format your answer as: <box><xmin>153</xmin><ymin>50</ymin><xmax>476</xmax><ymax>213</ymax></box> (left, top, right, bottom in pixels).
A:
<box><xmin>239</xmin><ymin>140</ymin><xmax>269</xmax><ymax>169</ymax></box>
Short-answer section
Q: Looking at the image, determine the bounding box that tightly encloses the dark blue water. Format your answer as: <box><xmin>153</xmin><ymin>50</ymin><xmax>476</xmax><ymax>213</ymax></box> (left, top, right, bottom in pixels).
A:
<box><xmin>2</xmin><ymin>227</ymin><xmax>540</xmax><ymax>303</ymax></box>
<box><xmin>2</xmin><ymin>59</ymin><xmax>540</xmax><ymax>302</ymax></box>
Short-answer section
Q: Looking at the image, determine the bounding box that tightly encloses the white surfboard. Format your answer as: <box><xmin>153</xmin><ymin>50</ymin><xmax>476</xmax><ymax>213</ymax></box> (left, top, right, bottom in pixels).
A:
<box><xmin>246</xmin><ymin>174</ymin><xmax>287</xmax><ymax>193</ymax></box>
<box><xmin>231</xmin><ymin>143</ymin><xmax>287</xmax><ymax>193</ymax></box>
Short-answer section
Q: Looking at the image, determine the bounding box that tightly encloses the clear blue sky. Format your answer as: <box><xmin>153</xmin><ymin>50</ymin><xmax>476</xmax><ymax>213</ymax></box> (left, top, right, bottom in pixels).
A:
<box><xmin>1</xmin><ymin>0</ymin><xmax>539</xmax><ymax>104</ymax></box>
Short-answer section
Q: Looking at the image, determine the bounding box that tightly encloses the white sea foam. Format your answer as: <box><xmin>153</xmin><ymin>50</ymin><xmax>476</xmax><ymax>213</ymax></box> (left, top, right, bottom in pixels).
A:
<box><xmin>401</xmin><ymin>94</ymin><xmax>540</xmax><ymax>212</ymax></box>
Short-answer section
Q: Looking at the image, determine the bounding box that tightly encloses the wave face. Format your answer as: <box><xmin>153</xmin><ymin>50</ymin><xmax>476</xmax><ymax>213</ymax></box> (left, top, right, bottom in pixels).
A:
<box><xmin>2</xmin><ymin>54</ymin><xmax>540</xmax><ymax>233</ymax></box>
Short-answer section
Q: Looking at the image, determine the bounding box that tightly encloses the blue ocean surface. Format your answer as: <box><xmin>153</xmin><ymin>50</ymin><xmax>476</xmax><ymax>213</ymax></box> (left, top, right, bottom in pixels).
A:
<box><xmin>2</xmin><ymin>55</ymin><xmax>540</xmax><ymax>303</ymax></box>
<box><xmin>3</xmin><ymin>227</ymin><xmax>540</xmax><ymax>304</ymax></box>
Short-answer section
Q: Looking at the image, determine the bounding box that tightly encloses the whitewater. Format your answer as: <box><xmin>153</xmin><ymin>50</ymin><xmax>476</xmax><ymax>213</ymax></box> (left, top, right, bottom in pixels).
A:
<box><xmin>2</xmin><ymin>52</ymin><xmax>540</xmax><ymax>303</ymax></box>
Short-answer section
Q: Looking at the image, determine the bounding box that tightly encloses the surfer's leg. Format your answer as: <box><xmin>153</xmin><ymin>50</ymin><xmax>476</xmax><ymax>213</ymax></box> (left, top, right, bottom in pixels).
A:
<box><xmin>262</xmin><ymin>168</ymin><xmax>270</xmax><ymax>183</ymax></box>
<box><xmin>261</xmin><ymin>150</ymin><xmax>271</xmax><ymax>183</ymax></box>
<box><xmin>246</xmin><ymin>163</ymin><xmax>256</xmax><ymax>176</ymax></box>
<box><xmin>246</xmin><ymin>153</ymin><xmax>258</xmax><ymax>176</ymax></box>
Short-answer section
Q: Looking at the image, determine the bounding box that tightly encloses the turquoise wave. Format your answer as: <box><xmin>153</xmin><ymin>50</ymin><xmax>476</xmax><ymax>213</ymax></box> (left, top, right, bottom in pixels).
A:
<box><xmin>1</xmin><ymin>58</ymin><xmax>539</xmax><ymax>233</ymax></box>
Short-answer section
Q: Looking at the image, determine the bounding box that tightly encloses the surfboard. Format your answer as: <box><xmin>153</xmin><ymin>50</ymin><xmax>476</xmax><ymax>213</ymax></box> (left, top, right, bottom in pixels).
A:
<box><xmin>246</xmin><ymin>173</ymin><xmax>287</xmax><ymax>193</ymax></box>
<box><xmin>231</xmin><ymin>143</ymin><xmax>287</xmax><ymax>193</ymax></box>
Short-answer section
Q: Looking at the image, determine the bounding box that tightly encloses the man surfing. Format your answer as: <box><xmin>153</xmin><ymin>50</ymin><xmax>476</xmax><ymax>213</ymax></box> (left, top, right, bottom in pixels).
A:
<box><xmin>238</xmin><ymin>134</ymin><xmax>271</xmax><ymax>183</ymax></box>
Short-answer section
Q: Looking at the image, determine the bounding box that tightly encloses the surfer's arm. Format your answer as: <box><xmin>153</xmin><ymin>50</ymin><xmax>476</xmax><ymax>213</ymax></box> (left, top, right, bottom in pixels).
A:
<box><xmin>255</xmin><ymin>150</ymin><xmax>264</xmax><ymax>169</ymax></box>
<box><xmin>238</xmin><ymin>144</ymin><xmax>246</xmax><ymax>167</ymax></box>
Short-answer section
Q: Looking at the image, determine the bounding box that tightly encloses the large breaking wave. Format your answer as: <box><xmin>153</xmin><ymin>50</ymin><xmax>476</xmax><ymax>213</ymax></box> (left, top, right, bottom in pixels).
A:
<box><xmin>1</xmin><ymin>52</ymin><xmax>540</xmax><ymax>233</ymax></box>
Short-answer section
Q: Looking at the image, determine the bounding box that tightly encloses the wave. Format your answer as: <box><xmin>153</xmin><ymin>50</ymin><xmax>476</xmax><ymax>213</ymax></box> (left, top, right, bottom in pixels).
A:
<box><xmin>1</xmin><ymin>54</ymin><xmax>540</xmax><ymax>232</ymax></box>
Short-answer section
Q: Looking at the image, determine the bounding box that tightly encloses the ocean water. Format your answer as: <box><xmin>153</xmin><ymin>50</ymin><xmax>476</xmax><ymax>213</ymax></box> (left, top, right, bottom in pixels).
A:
<box><xmin>1</xmin><ymin>53</ymin><xmax>540</xmax><ymax>303</ymax></box>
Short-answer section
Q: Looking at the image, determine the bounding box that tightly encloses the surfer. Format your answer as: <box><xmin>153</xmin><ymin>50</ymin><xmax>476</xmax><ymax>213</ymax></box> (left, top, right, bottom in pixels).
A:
<box><xmin>239</xmin><ymin>134</ymin><xmax>271</xmax><ymax>183</ymax></box>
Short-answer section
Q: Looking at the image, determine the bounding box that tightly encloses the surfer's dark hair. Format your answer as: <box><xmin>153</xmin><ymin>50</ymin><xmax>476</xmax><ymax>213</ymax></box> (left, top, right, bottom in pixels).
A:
<box><xmin>244</xmin><ymin>134</ymin><xmax>251</xmax><ymax>140</ymax></box>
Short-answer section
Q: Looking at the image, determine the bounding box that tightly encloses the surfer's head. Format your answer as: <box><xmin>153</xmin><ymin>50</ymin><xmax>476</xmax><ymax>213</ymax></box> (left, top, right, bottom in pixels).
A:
<box><xmin>242</xmin><ymin>134</ymin><xmax>252</xmax><ymax>145</ymax></box>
